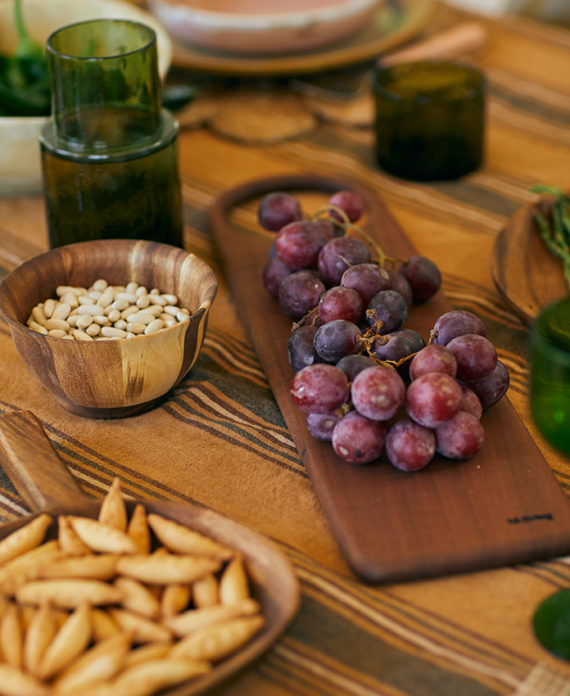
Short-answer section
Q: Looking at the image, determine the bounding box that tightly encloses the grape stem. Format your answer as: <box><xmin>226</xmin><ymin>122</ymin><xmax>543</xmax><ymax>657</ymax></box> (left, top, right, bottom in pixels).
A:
<box><xmin>311</xmin><ymin>205</ymin><xmax>404</xmax><ymax>268</ymax></box>
<box><xmin>292</xmin><ymin>306</ymin><xmax>320</xmax><ymax>330</ymax></box>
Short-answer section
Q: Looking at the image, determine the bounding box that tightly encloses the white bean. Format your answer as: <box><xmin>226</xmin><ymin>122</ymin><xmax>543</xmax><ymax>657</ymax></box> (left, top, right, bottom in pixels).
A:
<box><xmin>101</xmin><ymin>326</ymin><xmax>127</xmax><ymax>338</ymax></box>
<box><xmin>144</xmin><ymin>319</ymin><xmax>165</xmax><ymax>335</ymax></box>
<box><xmin>86</xmin><ymin>323</ymin><xmax>101</xmax><ymax>337</ymax></box>
<box><xmin>76</xmin><ymin>314</ymin><xmax>93</xmax><ymax>329</ymax></box>
<box><xmin>45</xmin><ymin>318</ymin><xmax>70</xmax><ymax>331</ymax></box>
<box><xmin>111</xmin><ymin>298</ymin><xmax>129</xmax><ymax>311</ymax></box>
<box><xmin>44</xmin><ymin>299</ymin><xmax>56</xmax><ymax>318</ymax></box>
<box><xmin>126</xmin><ymin>312</ymin><xmax>155</xmax><ymax>325</ymax></box>
<box><xmin>92</xmin><ymin>279</ymin><xmax>108</xmax><ymax>292</ymax></box>
<box><xmin>99</xmin><ymin>288</ymin><xmax>114</xmax><ymax>307</ymax></box>
<box><xmin>107</xmin><ymin>309</ymin><xmax>121</xmax><ymax>323</ymax></box>
<box><xmin>52</xmin><ymin>302</ymin><xmax>71</xmax><ymax>321</ymax></box>
<box><xmin>28</xmin><ymin>321</ymin><xmax>48</xmax><ymax>335</ymax></box>
<box><xmin>120</xmin><ymin>306</ymin><xmax>139</xmax><ymax>320</ymax></box>
<box><xmin>77</xmin><ymin>304</ymin><xmax>103</xmax><ymax>316</ymax></box>
<box><xmin>28</xmin><ymin>278</ymin><xmax>191</xmax><ymax>342</ymax></box>
<box><xmin>60</xmin><ymin>292</ymin><xmax>79</xmax><ymax>308</ymax></box>
<box><xmin>31</xmin><ymin>306</ymin><xmax>47</xmax><ymax>326</ymax></box>
<box><xmin>127</xmin><ymin>322</ymin><xmax>146</xmax><ymax>335</ymax></box>
<box><xmin>72</xmin><ymin>329</ymin><xmax>94</xmax><ymax>341</ymax></box>
<box><xmin>148</xmin><ymin>294</ymin><xmax>167</xmax><ymax>306</ymax></box>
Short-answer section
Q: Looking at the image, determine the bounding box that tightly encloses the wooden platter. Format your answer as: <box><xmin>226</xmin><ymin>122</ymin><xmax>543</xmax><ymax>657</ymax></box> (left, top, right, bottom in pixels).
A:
<box><xmin>209</xmin><ymin>173</ymin><xmax>570</xmax><ymax>584</ymax></box>
<box><xmin>170</xmin><ymin>0</ymin><xmax>435</xmax><ymax>76</ymax></box>
<box><xmin>492</xmin><ymin>196</ymin><xmax>569</xmax><ymax>326</ymax></box>
<box><xmin>0</xmin><ymin>410</ymin><xmax>300</xmax><ymax>696</ymax></box>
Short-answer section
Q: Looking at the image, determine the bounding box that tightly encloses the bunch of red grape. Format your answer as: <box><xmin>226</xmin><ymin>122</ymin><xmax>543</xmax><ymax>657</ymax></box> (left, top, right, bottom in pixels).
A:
<box><xmin>259</xmin><ymin>189</ymin><xmax>509</xmax><ymax>471</ymax></box>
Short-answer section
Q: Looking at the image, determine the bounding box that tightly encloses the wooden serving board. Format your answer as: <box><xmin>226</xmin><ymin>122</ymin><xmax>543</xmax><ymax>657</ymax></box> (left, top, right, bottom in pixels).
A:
<box><xmin>491</xmin><ymin>197</ymin><xmax>568</xmax><ymax>326</ymax></box>
<box><xmin>209</xmin><ymin>174</ymin><xmax>570</xmax><ymax>584</ymax></box>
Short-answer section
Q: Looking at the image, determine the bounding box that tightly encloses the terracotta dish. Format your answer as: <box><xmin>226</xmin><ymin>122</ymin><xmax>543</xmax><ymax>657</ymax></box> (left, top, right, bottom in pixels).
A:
<box><xmin>148</xmin><ymin>0</ymin><xmax>382</xmax><ymax>56</ymax></box>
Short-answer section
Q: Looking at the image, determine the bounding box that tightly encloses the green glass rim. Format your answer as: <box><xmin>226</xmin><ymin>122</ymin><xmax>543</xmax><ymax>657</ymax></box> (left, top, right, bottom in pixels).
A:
<box><xmin>45</xmin><ymin>18</ymin><xmax>157</xmax><ymax>62</ymax></box>
<box><xmin>373</xmin><ymin>60</ymin><xmax>486</xmax><ymax>104</ymax></box>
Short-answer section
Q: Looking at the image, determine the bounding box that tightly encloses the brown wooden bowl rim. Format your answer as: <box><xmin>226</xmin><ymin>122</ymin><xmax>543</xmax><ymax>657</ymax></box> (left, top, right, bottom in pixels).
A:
<box><xmin>0</xmin><ymin>239</ymin><xmax>218</xmax><ymax>341</ymax></box>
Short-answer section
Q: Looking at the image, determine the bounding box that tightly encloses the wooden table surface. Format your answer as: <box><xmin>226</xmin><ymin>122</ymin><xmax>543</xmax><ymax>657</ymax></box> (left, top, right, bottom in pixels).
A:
<box><xmin>0</xmin><ymin>3</ymin><xmax>569</xmax><ymax>695</ymax></box>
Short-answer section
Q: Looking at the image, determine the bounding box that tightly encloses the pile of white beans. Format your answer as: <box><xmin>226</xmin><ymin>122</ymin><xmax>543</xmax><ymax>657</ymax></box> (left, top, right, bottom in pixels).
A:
<box><xmin>26</xmin><ymin>279</ymin><xmax>191</xmax><ymax>341</ymax></box>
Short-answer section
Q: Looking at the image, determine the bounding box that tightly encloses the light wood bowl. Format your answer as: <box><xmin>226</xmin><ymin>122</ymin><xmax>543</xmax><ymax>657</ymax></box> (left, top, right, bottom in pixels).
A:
<box><xmin>0</xmin><ymin>239</ymin><xmax>217</xmax><ymax>418</ymax></box>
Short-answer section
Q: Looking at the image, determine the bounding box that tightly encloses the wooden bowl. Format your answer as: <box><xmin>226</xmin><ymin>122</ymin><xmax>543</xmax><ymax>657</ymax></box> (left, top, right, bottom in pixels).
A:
<box><xmin>0</xmin><ymin>240</ymin><xmax>217</xmax><ymax>418</ymax></box>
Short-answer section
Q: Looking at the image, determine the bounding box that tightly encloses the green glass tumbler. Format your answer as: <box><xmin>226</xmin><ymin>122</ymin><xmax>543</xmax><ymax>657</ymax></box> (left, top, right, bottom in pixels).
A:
<box><xmin>529</xmin><ymin>296</ymin><xmax>570</xmax><ymax>457</ymax></box>
<box><xmin>40</xmin><ymin>19</ymin><xmax>183</xmax><ymax>249</ymax></box>
<box><xmin>373</xmin><ymin>60</ymin><xmax>485</xmax><ymax>181</ymax></box>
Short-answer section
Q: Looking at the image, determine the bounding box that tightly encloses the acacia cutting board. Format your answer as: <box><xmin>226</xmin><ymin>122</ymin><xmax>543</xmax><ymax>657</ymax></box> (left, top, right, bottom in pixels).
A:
<box><xmin>209</xmin><ymin>173</ymin><xmax>570</xmax><ymax>584</ymax></box>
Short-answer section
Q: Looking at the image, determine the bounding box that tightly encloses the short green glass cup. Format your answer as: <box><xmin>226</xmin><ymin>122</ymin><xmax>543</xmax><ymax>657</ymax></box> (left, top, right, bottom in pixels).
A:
<box><xmin>529</xmin><ymin>296</ymin><xmax>570</xmax><ymax>457</ymax></box>
<box><xmin>40</xmin><ymin>19</ymin><xmax>182</xmax><ymax>249</ymax></box>
<box><xmin>373</xmin><ymin>60</ymin><xmax>485</xmax><ymax>181</ymax></box>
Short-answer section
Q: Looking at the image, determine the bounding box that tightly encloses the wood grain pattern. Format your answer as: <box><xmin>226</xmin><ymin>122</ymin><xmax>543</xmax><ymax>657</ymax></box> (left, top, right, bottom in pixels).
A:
<box><xmin>0</xmin><ymin>240</ymin><xmax>217</xmax><ymax>418</ymax></box>
<box><xmin>209</xmin><ymin>173</ymin><xmax>570</xmax><ymax>584</ymax></box>
<box><xmin>0</xmin><ymin>410</ymin><xmax>300</xmax><ymax>696</ymax></box>
<box><xmin>492</xmin><ymin>197</ymin><xmax>568</xmax><ymax>326</ymax></box>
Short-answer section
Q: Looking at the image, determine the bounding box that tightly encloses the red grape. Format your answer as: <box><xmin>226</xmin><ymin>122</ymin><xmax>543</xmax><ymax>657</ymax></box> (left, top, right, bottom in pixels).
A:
<box><xmin>258</xmin><ymin>191</ymin><xmax>302</xmax><ymax>231</ymax></box>
<box><xmin>385</xmin><ymin>269</ymin><xmax>413</xmax><ymax>307</ymax></box>
<box><xmin>262</xmin><ymin>257</ymin><xmax>292</xmax><ymax>297</ymax></box>
<box><xmin>406</xmin><ymin>372</ymin><xmax>462</xmax><ymax>428</ymax></box>
<box><xmin>279</xmin><ymin>270</ymin><xmax>325</xmax><ymax>318</ymax></box>
<box><xmin>401</xmin><ymin>256</ymin><xmax>441</xmax><ymax>302</ymax></box>
<box><xmin>464</xmin><ymin>359</ymin><xmax>509</xmax><ymax>409</ymax></box>
<box><xmin>306</xmin><ymin>411</ymin><xmax>342</xmax><ymax>441</ymax></box>
<box><xmin>459</xmin><ymin>385</ymin><xmax>483</xmax><ymax>420</ymax></box>
<box><xmin>436</xmin><ymin>411</ymin><xmax>485</xmax><ymax>459</ymax></box>
<box><xmin>409</xmin><ymin>344</ymin><xmax>457</xmax><ymax>380</ymax></box>
<box><xmin>318</xmin><ymin>237</ymin><xmax>371</xmax><ymax>286</ymax></box>
<box><xmin>275</xmin><ymin>220</ymin><xmax>333</xmax><ymax>270</ymax></box>
<box><xmin>385</xmin><ymin>419</ymin><xmax>436</xmax><ymax>472</ymax></box>
<box><xmin>290</xmin><ymin>364</ymin><xmax>349</xmax><ymax>414</ymax></box>
<box><xmin>336</xmin><ymin>354</ymin><xmax>376</xmax><ymax>381</ymax></box>
<box><xmin>367</xmin><ymin>289</ymin><xmax>408</xmax><ymax>334</ymax></box>
<box><xmin>351</xmin><ymin>365</ymin><xmax>406</xmax><ymax>421</ymax></box>
<box><xmin>327</xmin><ymin>190</ymin><xmax>364</xmax><ymax>223</ymax></box>
<box><xmin>319</xmin><ymin>286</ymin><xmax>363</xmax><ymax>324</ymax></box>
<box><xmin>432</xmin><ymin>310</ymin><xmax>486</xmax><ymax>346</ymax></box>
<box><xmin>341</xmin><ymin>263</ymin><xmax>391</xmax><ymax>307</ymax></box>
<box><xmin>446</xmin><ymin>333</ymin><xmax>497</xmax><ymax>381</ymax></box>
<box><xmin>374</xmin><ymin>329</ymin><xmax>425</xmax><ymax>363</ymax></box>
<box><xmin>287</xmin><ymin>325</ymin><xmax>318</xmax><ymax>372</ymax></box>
<box><xmin>314</xmin><ymin>320</ymin><xmax>362</xmax><ymax>363</ymax></box>
<box><xmin>332</xmin><ymin>411</ymin><xmax>386</xmax><ymax>464</ymax></box>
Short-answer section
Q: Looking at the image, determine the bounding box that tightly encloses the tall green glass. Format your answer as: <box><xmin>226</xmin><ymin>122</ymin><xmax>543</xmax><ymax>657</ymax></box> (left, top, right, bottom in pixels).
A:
<box><xmin>529</xmin><ymin>296</ymin><xmax>570</xmax><ymax>457</ymax></box>
<box><xmin>40</xmin><ymin>19</ymin><xmax>183</xmax><ymax>248</ymax></box>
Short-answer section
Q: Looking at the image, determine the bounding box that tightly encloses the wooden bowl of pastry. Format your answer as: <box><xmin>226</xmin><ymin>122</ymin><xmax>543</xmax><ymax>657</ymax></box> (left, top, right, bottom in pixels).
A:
<box><xmin>0</xmin><ymin>239</ymin><xmax>217</xmax><ymax>418</ymax></box>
